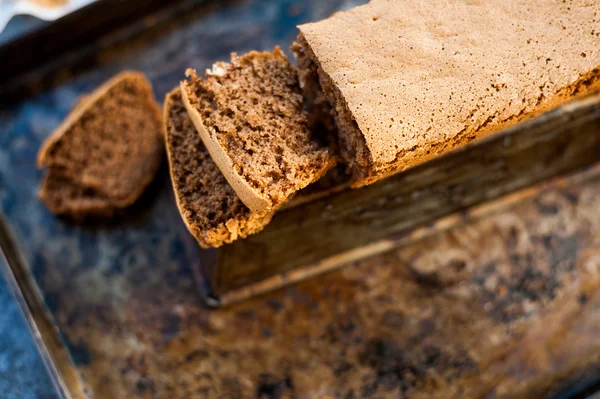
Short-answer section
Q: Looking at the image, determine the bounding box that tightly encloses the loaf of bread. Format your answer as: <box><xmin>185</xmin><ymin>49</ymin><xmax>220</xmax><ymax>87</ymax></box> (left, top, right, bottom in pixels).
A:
<box><xmin>164</xmin><ymin>88</ymin><xmax>274</xmax><ymax>248</ymax></box>
<box><xmin>295</xmin><ymin>0</ymin><xmax>600</xmax><ymax>187</ymax></box>
<box><xmin>37</xmin><ymin>71</ymin><xmax>163</xmax><ymax>218</ymax></box>
<box><xmin>180</xmin><ymin>47</ymin><xmax>335</xmax><ymax>213</ymax></box>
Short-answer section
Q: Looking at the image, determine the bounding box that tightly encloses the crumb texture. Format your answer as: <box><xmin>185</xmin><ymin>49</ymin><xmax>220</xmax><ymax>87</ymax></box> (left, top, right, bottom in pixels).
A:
<box><xmin>38</xmin><ymin>72</ymin><xmax>164</xmax><ymax>217</ymax></box>
<box><xmin>40</xmin><ymin>168</ymin><xmax>115</xmax><ymax>220</ymax></box>
<box><xmin>299</xmin><ymin>0</ymin><xmax>600</xmax><ymax>186</ymax></box>
<box><xmin>182</xmin><ymin>48</ymin><xmax>334</xmax><ymax>208</ymax></box>
<box><xmin>295</xmin><ymin>35</ymin><xmax>373</xmax><ymax>184</ymax></box>
<box><xmin>291</xmin><ymin>41</ymin><xmax>336</xmax><ymax>135</ymax></box>
<box><xmin>164</xmin><ymin>89</ymin><xmax>272</xmax><ymax>248</ymax></box>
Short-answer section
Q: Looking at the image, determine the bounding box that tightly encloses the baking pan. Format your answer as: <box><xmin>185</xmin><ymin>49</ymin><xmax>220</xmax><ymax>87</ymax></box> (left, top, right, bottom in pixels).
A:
<box><xmin>1</xmin><ymin>0</ymin><xmax>600</xmax><ymax>397</ymax></box>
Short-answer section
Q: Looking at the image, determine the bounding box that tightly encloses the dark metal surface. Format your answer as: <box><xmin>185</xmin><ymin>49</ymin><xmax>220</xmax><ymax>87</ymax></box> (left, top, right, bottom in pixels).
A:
<box><xmin>1</xmin><ymin>0</ymin><xmax>600</xmax><ymax>397</ymax></box>
<box><xmin>0</xmin><ymin>214</ymin><xmax>75</xmax><ymax>399</ymax></box>
<box><xmin>3</xmin><ymin>160</ymin><xmax>600</xmax><ymax>398</ymax></box>
<box><xmin>0</xmin><ymin>262</ymin><xmax>58</xmax><ymax>399</ymax></box>
<box><xmin>0</xmin><ymin>0</ymin><xmax>202</xmax><ymax>87</ymax></box>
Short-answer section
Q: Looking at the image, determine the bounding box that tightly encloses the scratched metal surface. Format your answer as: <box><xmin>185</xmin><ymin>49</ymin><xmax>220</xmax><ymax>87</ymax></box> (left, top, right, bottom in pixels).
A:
<box><xmin>1</xmin><ymin>0</ymin><xmax>600</xmax><ymax>397</ymax></box>
<box><xmin>0</xmin><ymin>270</ymin><xmax>58</xmax><ymax>399</ymax></box>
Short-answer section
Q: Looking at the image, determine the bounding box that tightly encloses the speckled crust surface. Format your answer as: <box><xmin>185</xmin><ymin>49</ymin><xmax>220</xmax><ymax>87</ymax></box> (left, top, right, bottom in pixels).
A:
<box><xmin>299</xmin><ymin>0</ymin><xmax>600</xmax><ymax>186</ymax></box>
<box><xmin>1</xmin><ymin>0</ymin><xmax>600</xmax><ymax>398</ymax></box>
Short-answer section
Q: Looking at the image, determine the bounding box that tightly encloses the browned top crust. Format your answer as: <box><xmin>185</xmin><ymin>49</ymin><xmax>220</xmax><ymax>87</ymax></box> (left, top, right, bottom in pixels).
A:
<box><xmin>299</xmin><ymin>0</ymin><xmax>600</xmax><ymax>184</ymax></box>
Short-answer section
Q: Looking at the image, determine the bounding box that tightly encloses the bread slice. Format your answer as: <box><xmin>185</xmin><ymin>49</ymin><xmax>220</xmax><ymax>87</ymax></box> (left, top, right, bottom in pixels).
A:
<box><xmin>296</xmin><ymin>0</ymin><xmax>600</xmax><ymax>187</ymax></box>
<box><xmin>38</xmin><ymin>71</ymin><xmax>164</xmax><ymax>217</ymax></box>
<box><xmin>180</xmin><ymin>47</ymin><xmax>335</xmax><ymax>213</ymax></box>
<box><xmin>164</xmin><ymin>88</ymin><xmax>274</xmax><ymax>248</ymax></box>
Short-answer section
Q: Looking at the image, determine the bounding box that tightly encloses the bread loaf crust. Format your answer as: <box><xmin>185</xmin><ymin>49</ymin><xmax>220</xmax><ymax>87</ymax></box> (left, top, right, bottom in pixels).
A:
<box><xmin>298</xmin><ymin>0</ymin><xmax>600</xmax><ymax>187</ymax></box>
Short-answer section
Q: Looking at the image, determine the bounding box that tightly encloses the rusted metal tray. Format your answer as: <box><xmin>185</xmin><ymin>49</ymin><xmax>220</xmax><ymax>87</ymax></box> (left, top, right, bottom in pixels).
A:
<box><xmin>1</xmin><ymin>0</ymin><xmax>600</xmax><ymax>397</ymax></box>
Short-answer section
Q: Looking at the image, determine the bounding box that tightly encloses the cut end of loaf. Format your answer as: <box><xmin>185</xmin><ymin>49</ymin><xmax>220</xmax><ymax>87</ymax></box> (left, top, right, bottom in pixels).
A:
<box><xmin>164</xmin><ymin>88</ymin><xmax>273</xmax><ymax>248</ymax></box>
<box><xmin>180</xmin><ymin>47</ymin><xmax>335</xmax><ymax>212</ymax></box>
<box><xmin>293</xmin><ymin>35</ymin><xmax>375</xmax><ymax>188</ymax></box>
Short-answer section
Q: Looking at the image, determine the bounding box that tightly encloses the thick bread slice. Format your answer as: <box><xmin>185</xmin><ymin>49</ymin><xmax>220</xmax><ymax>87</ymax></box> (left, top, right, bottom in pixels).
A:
<box><xmin>297</xmin><ymin>0</ymin><xmax>600</xmax><ymax>187</ymax></box>
<box><xmin>180</xmin><ymin>47</ymin><xmax>335</xmax><ymax>213</ymax></box>
<box><xmin>164</xmin><ymin>88</ymin><xmax>274</xmax><ymax>248</ymax></box>
<box><xmin>179</xmin><ymin>83</ymin><xmax>270</xmax><ymax>212</ymax></box>
<box><xmin>37</xmin><ymin>71</ymin><xmax>164</xmax><ymax>218</ymax></box>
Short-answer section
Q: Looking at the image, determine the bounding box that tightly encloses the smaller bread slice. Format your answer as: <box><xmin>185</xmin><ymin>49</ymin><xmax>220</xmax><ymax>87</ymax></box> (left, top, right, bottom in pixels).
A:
<box><xmin>180</xmin><ymin>47</ymin><xmax>335</xmax><ymax>213</ymax></box>
<box><xmin>164</xmin><ymin>88</ymin><xmax>274</xmax><ymax>248</ymax></box>
<box><xmin>37</xmin><ymin>71</ymin><xmax>164</xmax><ymax>218</ymax></box>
